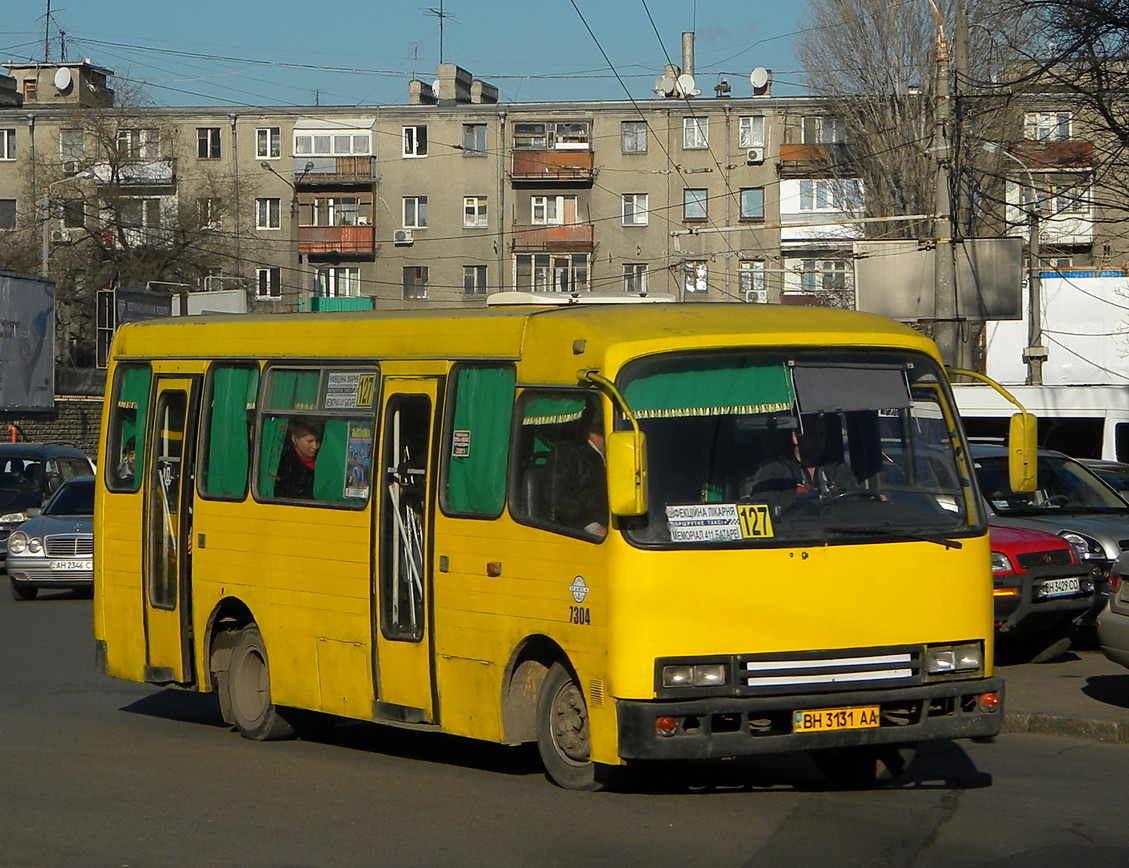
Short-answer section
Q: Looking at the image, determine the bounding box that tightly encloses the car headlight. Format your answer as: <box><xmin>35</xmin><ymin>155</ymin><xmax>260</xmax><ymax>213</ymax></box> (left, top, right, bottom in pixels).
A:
<box><xmin>27</xmin><ymin>537</ymin><xmax>43</xmax><ymax>554</ymax></box>
<box><xmin>7</xmin><ymin>531</ymin><xmax>28</xmax><ymax>554</ymax></box>
<box><xmin>1059</xmin><ymin>531</ymin><xmax>1105</xmax><ymax>561</ymax></box>
<box><xmin>0</xmin><ymin>511</ymin><xmax>30</xmax><ymax>525</ymax></box>
<box><xmin>990</xmin><ymin>551</ymin><xmax>1013</xmax><ymax>574</ymax></box>
<box><xmin>926</xmin><ymin>642</ymin><xmax>983</xmax><ymax>675</ymax></box>
<box><xmin>662</xmin><ymin>663</ymin><xmax>728</xmax><ymax>688</ymax></box>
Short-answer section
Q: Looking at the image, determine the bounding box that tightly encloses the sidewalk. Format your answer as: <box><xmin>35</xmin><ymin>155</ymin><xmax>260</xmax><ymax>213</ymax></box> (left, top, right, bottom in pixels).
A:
<box><xmin>1000</xmin><ymin>648</ymin><xmax>1129</xmax><ymax>742</ymax></box>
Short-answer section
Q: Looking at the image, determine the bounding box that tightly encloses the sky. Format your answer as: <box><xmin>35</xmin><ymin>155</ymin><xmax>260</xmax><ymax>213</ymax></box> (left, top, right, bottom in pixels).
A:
<box><xmin>2</xmin><ymin>0</ymin><xmax>808</xmax><ymax>108</ymax></box>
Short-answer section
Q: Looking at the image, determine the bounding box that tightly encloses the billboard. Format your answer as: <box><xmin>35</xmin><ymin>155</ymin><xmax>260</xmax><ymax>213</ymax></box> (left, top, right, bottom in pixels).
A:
<box><xmin>853</xmin><ymin>238</ymin><xmax>1024</xmax><ymax>321</ymax></box>
<box><xmin>0</xmin><ymin>272</ymin><xmax>55</xmax><ymax>411</ymax></box>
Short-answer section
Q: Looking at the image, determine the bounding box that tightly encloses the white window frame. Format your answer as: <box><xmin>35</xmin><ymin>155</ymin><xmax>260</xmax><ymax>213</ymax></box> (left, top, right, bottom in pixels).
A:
<box><xmin>60</xmin><ymin>128</ymin><xmax>83</xmax><ymax>161</ymax></box>
<box><xmin>622</xmin><ymin>193</ymin><xmax>649</xmax><ymax>226</ymax></box>
<box><xmin>198</xmin><ymin>197</ymin><xmax>221</xmax><ymax>230</ymax></box>
<box><xmin>738</xmin><ymin>116</ymin><xmax>765</xmax><ymax>149</ymax></box>
<box><xmin>403</xmin><ymin>125</ymin><xmax>428</xmax><ymax>157</ymax></box>
<box><xmin>403</xmin><ymin>196</ymin><xmax>428</xmax><ymax>229</ymax></box>
<box><xmin>739</xmin><ymin>187</ymin><xmax>765</xmax><ymax>221</ymax></box>
<box><xmin>403</xmin><ymin>266</ymin><xmax>429</xmax><ymax>300</ymax></box>
<box><xmin>623</xmin><ymin>263</ymin><xmax>647</xmax><ymax>293</ymax></box>
<box><xmin>799</xmin><ymin>179</ymin><xmax>862</xmax><ymax>212</ymax></box>
<box><xmin>256</xmin><ymin>127</ymin><xmax>281</xmax><ymax>160</ymax></box>
<box><xmin>0</xmin><ymin>128</ymin><xmax>15</xmax><ymax>161</ymax></box>
<box><xmin>684</xmin><ymin>260</ymin><xmax>708</xmax><ymax>293</ymax></box>
<box><xmin>622</xmin><ymin>121</ymin><xmax>648</xmax><ymax>154</ymax></box>
<box><xmin>1024</xmin><ymin>111</ymin><xmax>1071</xmax><ymax>142</ymax></box>
<box><xmin>515</xmin><ymin>253</ymin><xmax>589</xmax><ymax>292</ymax></box>
<box><xmin>683</xmin><ymin>117</ymin><xmax>708</xmax><ymax>150</ymax></box>
<box><xmin>740</xmin><ymin>260</ymin><xmax>766</xmax><ymax>301</ymax></box>
<box><xmin>531</xmin><ymin>195</ymin><xmax>577</xmax><ymax>226</ymax></box>
<box><xmin>463</xmin><ymin>264</ymin><xmax>487</xmax><ymax>296</ymax></box>
<box><xmin>463</xmin><ymin>196</ymin><xmax>488</xmax><ymax>228</ymax></box>
<box><xmin>256</xmin><ymin>266</ymin><xmax>282</xmax><ymax>299</ymax></box>
<box><xmin>462</xmin><ymin>124</ymin><xmax>487</xmax><ymax>156</ymax></box>
<box><xmin>117</xmin><ymin>128</ymin><xmax>159</xmax><ymax>161</ymax></box>
<box><xmin>255</xmin><ymin>197</ymin><xmax>281</xmax><ymax>230</ymax></box>
<box><xmin>316</xmin><ymin>266</ymin><xmax>361</xmax><ymax>298</ymax></box>
<box><xmin>197</xmin><ymin>127</ymin><xmax>221</xmax><ymax>160</ymax></box>
<box><xmin>683</xmin><ymin>189</ymin><xmax>708</xmax><ymax>221</ymax></box>
<box><xmin>801</xmin><ymin>259</ymin><xmax>850</xmax><ymax>293</ymax></box>
<box><xmin>293</xmin><ymin>131</ymin><xmax>371</xmax><ymax>157</ymax></box>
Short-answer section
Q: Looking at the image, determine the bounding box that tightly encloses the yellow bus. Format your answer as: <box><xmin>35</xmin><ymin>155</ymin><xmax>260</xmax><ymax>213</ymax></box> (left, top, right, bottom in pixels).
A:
<box><xmin>94</xmin><ymin>295</ymin><xmax>1014</xmax><ymax>790</ymax></box>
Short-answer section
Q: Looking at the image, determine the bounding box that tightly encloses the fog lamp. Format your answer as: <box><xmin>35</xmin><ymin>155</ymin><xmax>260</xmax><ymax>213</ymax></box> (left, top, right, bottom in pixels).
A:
<box><xmin>655</xmin><ymin>716</ymin><xmax>679</xmax><ymax>737</ymax></box>
<box><xmin>977</xmin><ymin>692</ymin><xmax>1001</xmax><ymax>713</ymax></box>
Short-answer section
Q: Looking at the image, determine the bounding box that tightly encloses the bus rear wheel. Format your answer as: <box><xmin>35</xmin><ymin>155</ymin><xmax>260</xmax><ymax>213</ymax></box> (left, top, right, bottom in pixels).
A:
<box><xmin>226</xmin><ymin>624</ymin><xmax>295</xmax><ymax>741</ymax></box>
<box><xmin>811</xmin><ymin>743</ymin><xmax>916</xmax><ymax>788</ymax></box>
<box><xmin>536</xmin><ymin>662</ymin><xmax>603</xmax><ymax>790</ymax></box>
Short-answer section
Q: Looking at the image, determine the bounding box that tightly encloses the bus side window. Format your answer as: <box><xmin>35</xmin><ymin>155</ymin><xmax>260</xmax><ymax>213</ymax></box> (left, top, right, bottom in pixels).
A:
<box><xmin>106</xmin><ymin>363</ymin><xmax>152</xmax><ymax>493</ymax></box>
<box><xmin>200</xmin><ymin>363</ymin><xmax>259</xmax><ymax>499</ymax></box>
<box><xmin>443</xmin><ymin>364</ymin><xmax>515</xmax><ymax>518</ymax></box>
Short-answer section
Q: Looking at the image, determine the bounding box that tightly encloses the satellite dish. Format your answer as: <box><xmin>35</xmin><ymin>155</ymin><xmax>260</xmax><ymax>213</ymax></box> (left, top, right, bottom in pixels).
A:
<box><xmin>676</xmin><ymin>73</ymin><xmax>698</xmax><ymax>97</ymax></box>
<box><xmin>656</xmin><ymin>73</ymin><xmax>676</xmax><ymax>95</ymax></box>
<box><xmin>750</xmin><ymin>67</ymin><xmax>771</xmax><ymax>95</ymax></box>
<box><xmin>430</xmin><ymin>79</ymin><xmax>440</xmax><ymax>96</ymax></box>
<box><xmin>53</xmin><ymin>67</ymin><xmax>73</xmax><ymax>92</ymax></box>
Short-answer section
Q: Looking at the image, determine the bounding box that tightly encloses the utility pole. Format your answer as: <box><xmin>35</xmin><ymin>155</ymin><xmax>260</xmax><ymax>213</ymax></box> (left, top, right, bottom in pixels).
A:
<box><xmin>1027</xmin><ymin>210</ymin><xmax>1045</xmax><ymax>384</ymax></box>
<box><xmin>930</xmin><ymin>3</ymin><xmax>960</xmax><ymax>368</ymax></box>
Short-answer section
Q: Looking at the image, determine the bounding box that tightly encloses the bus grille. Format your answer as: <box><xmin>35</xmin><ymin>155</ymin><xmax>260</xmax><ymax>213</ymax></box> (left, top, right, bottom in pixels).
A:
<box><xmin>45</xmin><ymin>535</ymin><xmax>94</xmax><ymax>557</ymax></box>
<box><xmin>737</xmin><ymin>648</ymin><xmax>919</xmax><ymax>695</ymax></box>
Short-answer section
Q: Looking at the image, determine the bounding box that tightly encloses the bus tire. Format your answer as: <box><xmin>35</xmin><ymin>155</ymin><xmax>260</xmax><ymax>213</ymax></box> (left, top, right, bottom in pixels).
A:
<box><xmin>226</xmin><ymin>624</ymin><xmax>295</xmax><ymax>741</ymax></box>
<box><xmin>811</xmin><ymin>742</ymin><xmax>916</xmax><ymax>788</ymax></box>
<box><xmin>10</xmin><ymin>579</ymin><xmax>37</xmax><ymax>601</ymax></box>
<box><xmin>536</xmin><ymin>662</ymin><xmax>602</xmax><ymax>791</ymax></box>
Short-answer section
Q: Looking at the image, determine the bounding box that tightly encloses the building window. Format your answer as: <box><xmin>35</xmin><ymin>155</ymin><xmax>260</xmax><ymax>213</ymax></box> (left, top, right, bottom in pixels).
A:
<box><xmin>622</xmin><ymin>121</ymin><xmax>648</xmax><ymax>154</ymax></box>
<box><xmin>298</xmin><ymin>196</ymin><xmax>368</xmax><ymax>227</ymax></box>
<box><xmin>738</xmin><ymin>116</ymin><xmax>765</xmax><ymax>149</ymax></box>
<box><xmin>532</xmin><ymin>195</ymin><xmax>577</xmax><ymax>225</ymax></box>
<box><xmin>739</xmin><ymin>187</ymin><xmax>765</xmax><ymax>221</ymax></box>
<box><xmin>403</xmin><ymin>196</ymin><xmax>428</xmax><ymax>229</ymax></box>
<box><xmin>684</xmin><ymin>260</ymin><xmax>708</xmax><ymax>293</ymax></box>
<box><xmin>256</xmin><ymin>267</ymin><xmax>282</xmax><ymax>299</ymax></box>
<box><xmin>403</xmin><ymin>266</ymin><xmax>429</xmax><ymax>300</ymax></box>
<box><xmin>799</xmin><ymin>179</ymin><xmax>862</xmax><ymax>211</ymax></box>
<box><xmin>1024</xmin><ymin>111</ymin><xmax>1071</xmax><ymax>142</ymax></box>
<box><xmin>403</xmin><ymin>125</ymin><xmax>428</xmax><ymax>157</ymax></box>
<box><xmin>683</xmin><ymin>188</ymin><xmax>708</xmax><ymax>221</ymax></box>
<box><xmin>256</xmin><ymin>127</ymin><xmax>281</xmax><ymax>159</ymax></box>
<box><xmin>683</xmin><ymin>117</ymin><xmax>708</xmax><ymax>150</ymax></box>
<box><xmin>514</xmin><ymin>122</ymin><xmax>591</xmax><ymax>149</ymax></box>
<box><xmin>623</xmin><ymin>263</ymin><xmax>647</xmax><ymax>294</ymax></box>
<box><xmin>463</xmin><ymin>124</ymin><xmax>487</xmax><ymax>156</ymax></box>
<box><xmin>0</xmin><ymin>129</ymin><xmax>15</xmax><ymax>160</ymax></box>
<box><xmin>197</xmin><ymin>127</ymin><xmax>221</xmax><ymax>159</ymax></box>
<box><xmin>515</xmin><ymin>253</ymin><xmax>589</xmax><ymax>292</ymax></box>
<box><xmin>316</xmin><ymin>266</ymin><xmax>361</xmax><ymax>297</ymax></box>
<box><xmin>294</xmin><ymin>131</ymin><xmax>371</xmax><ymax>156</ymax></box>
<box><xmin>801</xmin><ymin>259</ymin><xmax>849</xmax><ymax>294</ymax></box>
<box><xmin>0</xmin><ymin>199</ymin><xmax>15</xmax><ymax>230</ymax></box>
<box><xmin>463</xmin><ymin>264</ymin><xmax>487</xmax><ymax>295</ymax></box>
<box><xmin>622</xmin><ymin>193</ymin><xmax>648</xmax><ymax>226</ymax></box>
<box><xmin>198</xmin><ymin>198</ymin><xmax>221</xmax><ymax>229</ymax></box>
<box><xmin>60</xmin><ymin>128</ymin><xmax>83</xmax><ymax>162</ymax></box>
<box><xmin>118</xmin><ymin>128</ymin><xmax>159</xmax><ymax>161</ymax></box>
<box><xmin>740</xmin><ymin>260</ymin><xmax>766</xmax><ymax>302</ymax></box>
<box><xmin>22</xmin><ymin>80</ymin><xmax>36</xmax><ymax>102</ymax></box>
<box><xmin>255</xmin><ymin>197</ymin><xmax>281</xmax><ymax>230</ymax></box>
<box><xmin>801</xmin><ymin>116</ymin><xmax>844</xmax><ymax>144</ymax></box>
<box><xmin>1051</xmin><ymin>182</ymin><xmax>1090</xmax><ymax>215</ymax></box>
<box><xmin>121</xmin><ymin>197</ymin><xmax>162</xmax><ymax>231</ymax></box>
<box><xmin>63</xmin><ymin>199</ymin><xmax>85</xmax><ymax>228</ymax></box>
<box><xmin>463</xmin><ymin>196</ymin><xmax>488</xmax><ymax>228</ymax></box>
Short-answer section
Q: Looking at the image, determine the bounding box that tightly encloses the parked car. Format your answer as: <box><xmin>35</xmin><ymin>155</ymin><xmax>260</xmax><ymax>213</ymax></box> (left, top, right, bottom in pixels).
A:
<box><xmin>6</xmin><ymin>476</ymin><xmax>95</xmax><ymax>601</ymax></box>
<box><xmin>0</xmin><ymin>442</ymin><xmax>95</xmax><ymax>573</ymax></box>
<box><xmin>989</xmin><ymin>523</ymin><xmax>1095</xmax><ymax>662</ymax></box>
<box><xmin>1079</xmin><ymin>459</ymin><xmax>1129</xmax><ymax>501</ymax></box>
<box><xmin>972</xmin><ymin>444</ymin><xmax>1129</xmax><ymax>623</ymax></box>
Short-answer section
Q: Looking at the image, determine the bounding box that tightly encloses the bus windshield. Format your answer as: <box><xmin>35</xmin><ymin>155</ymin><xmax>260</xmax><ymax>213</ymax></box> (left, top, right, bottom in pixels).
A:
<box><xmin>619</xmin><ymin>349</ymin><xmax>979</xmax><ymax>547</ymax></box>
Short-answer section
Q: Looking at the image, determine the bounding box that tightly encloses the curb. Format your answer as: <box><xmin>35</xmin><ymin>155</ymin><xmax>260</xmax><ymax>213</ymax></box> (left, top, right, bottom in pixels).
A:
<box><xmin>1002</xmin><ymin>711</ymin><xmax>1129</xmax><ymax>743</ymax></box>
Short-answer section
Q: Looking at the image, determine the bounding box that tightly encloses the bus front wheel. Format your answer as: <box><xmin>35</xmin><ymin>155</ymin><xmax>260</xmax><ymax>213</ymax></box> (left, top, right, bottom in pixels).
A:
<box><xmin>536</xmin><ymin>662</ymin><xmax>603</xmax><ymax>791</ymax></box>
<box><xmin>811</xmin><ymin>743</ymin><xmax>917</xmax><ymax>788</ymax></box>
<box><xmin>226</xmin><ymin>624</ymin><xmax>295</xmax><ymax>741</ymax></box>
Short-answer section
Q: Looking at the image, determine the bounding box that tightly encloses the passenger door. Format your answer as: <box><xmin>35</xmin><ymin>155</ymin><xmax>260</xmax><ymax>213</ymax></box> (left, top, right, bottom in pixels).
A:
<box><xmin>142</xmin><ymin>376</ymin><xmax>199</xmax><ymax>685</ymax></box>
<box><xmin>373</xmin><ymin>378</ymin><xmax>439</xmax><ymax>722</ymax></box>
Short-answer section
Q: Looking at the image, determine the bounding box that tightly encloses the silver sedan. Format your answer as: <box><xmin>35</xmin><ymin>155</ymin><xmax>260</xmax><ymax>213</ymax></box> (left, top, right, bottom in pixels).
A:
<box><xmin>7</xmin><ymin>476</ymin><xmax>94</xmax><ymax>601</ymax></box>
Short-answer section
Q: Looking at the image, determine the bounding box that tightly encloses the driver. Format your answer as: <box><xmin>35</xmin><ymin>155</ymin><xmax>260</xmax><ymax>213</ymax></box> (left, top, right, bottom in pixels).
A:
<box><xmin>741</xmin><ymin>413</ymin><xmax>857</xmax><ymax>515</ymax></box>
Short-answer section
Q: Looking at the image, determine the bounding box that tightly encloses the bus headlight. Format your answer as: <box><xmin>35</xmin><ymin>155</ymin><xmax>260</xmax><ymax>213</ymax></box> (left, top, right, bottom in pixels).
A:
<box><xmin>662</xmin><ymin>663</ymin><xmax>728</xmax><ymax>688</ymax></box>
<box><xmin>7</xmin><ymin>531</ymin><xmax>28</xmax><ymax>555</ymax></box>
<box><xmin>925</xmin><ymin>643</ymin><xmax>982</xmax><ymax>675</ymax></box>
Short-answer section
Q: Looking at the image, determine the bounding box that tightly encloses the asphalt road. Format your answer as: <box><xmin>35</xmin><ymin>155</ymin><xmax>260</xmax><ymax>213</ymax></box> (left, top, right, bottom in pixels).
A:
<box><xmin>4</xmin><ymin>587</ymin><xmax>1129</xmax><ymax>868</ymax></box>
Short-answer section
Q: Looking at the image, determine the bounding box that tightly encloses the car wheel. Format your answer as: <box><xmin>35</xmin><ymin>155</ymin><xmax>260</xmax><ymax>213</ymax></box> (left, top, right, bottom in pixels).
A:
<box><xmin>10</xmin><ymin>579</ymin><xmax>37</xmax><ymax>601</ymax></box>
<box><xmin>225</xmin><ymin>623</ymin><xmax>295</xmax><ymax>741</ymax></box>
<box><xmin>536</xmin><ymin>662</ymin><xmax>603</xmax><ymax>790</ymax></box>
<box><xmin>811</xmin><ymin>743</ymin><xmax>916</xmax><ymax>788</ymax></box>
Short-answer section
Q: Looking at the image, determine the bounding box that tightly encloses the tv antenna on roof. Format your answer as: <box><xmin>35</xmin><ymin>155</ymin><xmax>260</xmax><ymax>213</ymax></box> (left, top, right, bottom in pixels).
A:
<box><xmin>424</xmin><ymin>1</ymin><xmax>456</xmax><ymax>65</ymax></box>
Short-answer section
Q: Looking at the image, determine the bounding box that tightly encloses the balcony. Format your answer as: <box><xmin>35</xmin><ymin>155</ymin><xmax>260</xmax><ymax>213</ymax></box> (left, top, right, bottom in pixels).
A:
<box><xmin>1011</xmin><ymin>140</ymin><xmax>1093</xmax><ymax>171</ymax></box>
<box><xmin>294</xmin><ymin>156</ymin><xmax>376</xmax><ymax>187</ymax></box>
<box><xmin>510</xmin><ymin>149</ymin><xmax>594</xmax><ymax>185</ymax></box>
<box><xmin>777</xmin><ymin>142</ymin><xmax>853</xmax><ymax>176</ymax></box>
<box><xmin>91</xmin><ymin>158</ymin><xmax>176</xmax><ymax>186</ymax></box>
<box><xmin>297</xmin><ymin>224</ymin><xmax>376</xmax><ymax>256</ymax></box>
<box><xmin>511</xmin><ymin>223</ymin><xmax>593</xmax><ymax>252</ymax></box>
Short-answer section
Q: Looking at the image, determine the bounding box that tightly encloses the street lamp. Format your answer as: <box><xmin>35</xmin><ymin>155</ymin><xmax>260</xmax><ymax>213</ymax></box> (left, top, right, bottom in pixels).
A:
<box><xmin>41</xmin><ymin>169</ymin><xmax>96</xmax><ymax>278</ymax></box>
<box><xmin>984</xmin><ymin>141</ymin><xmax>1047</xmax><ymax>385</ymax></box>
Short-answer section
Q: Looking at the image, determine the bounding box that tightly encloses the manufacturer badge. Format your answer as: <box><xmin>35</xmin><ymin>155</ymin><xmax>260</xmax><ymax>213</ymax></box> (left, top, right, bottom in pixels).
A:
<box><xmin>569</xmin><ymin>575</ymin><xmax>590</xmax><ymax>603</ymax></box>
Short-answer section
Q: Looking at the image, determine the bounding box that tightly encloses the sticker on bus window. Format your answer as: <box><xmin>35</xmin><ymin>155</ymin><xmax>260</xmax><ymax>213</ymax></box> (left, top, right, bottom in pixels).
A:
<box><xmin>325</xmin><ymin>372</ymin><xmax>376</xmax><ymax>410</ymax></box>
<box><xmin>452</xmin><ymin>430</ymin><xmax>471</xmax><ymax>458</ymax></box>
<box><xmin>666</xmin><ymin>503</ymin><xmax>774</xmax><ymax>542</ymax></box>
<box><xmin>344</xmin><ymin>423</ymin><xmax>372</xmax><ymax>499</ymax></box>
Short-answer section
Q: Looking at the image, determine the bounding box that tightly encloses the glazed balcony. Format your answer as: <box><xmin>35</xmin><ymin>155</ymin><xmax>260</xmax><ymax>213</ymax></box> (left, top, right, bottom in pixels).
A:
<box><xmin>511</xmin><ymin>223</ymin><xmax>594</xmax><ymax>252</ymax></box>
<box><xmin>510</xmin><ymin>149</ymin><xmax>595</xmax><ymax>185</ymax></box>
<box><xmin>297</xmin><ymin>224</ymin><xmax>376</xmax><ymax>256</ymax></box>
<box><xmin>294</xmin><ymin>156</ymin><xmax>376</xmax><ymax>187</ymax></box>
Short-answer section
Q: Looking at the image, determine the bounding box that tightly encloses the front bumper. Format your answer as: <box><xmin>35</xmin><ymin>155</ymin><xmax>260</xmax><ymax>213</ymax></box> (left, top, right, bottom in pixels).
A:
<box><xmin>616</xmin><ymin>676</ymin><xmax>1004</xmax><ymax>760</ymax></box>
<box><xmin>7</xmin><ymin>555</ymin><xmax>93</xmax><ymax>589</ymax></box>
<box><xmin>994</xmin><ymin>563</ymin><xmax>1094</xmax><ymax>635</ymax></box>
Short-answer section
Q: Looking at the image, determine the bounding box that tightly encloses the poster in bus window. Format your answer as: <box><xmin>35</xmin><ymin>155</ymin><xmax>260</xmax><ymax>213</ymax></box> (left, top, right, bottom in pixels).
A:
<box><xmin>345</xmin><ymin>423</ymin><xmax>372</xmax><ymax>499</ymax></box>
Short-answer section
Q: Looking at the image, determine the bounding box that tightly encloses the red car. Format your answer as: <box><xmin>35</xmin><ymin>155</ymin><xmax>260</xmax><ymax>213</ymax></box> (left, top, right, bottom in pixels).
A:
<box><xmin>990</xmin><ymin>524</ymin><xmax>1095</xmax><ymax>662</ymax></box>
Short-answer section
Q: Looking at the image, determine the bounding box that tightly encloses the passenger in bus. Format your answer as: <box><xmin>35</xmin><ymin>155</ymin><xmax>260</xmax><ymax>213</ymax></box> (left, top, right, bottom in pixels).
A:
<box><xmin>274</xmin><ymin>416</ymin><xmax>323</xmax><ymax>499</ymax></box>
<box><xmin>741</xmin><ymin>413</ymin><xmax>856</xmax><ymax>514</ymax></box>
<box><xmin>547</xmin><ymin>408</ymin><xmax>608</xmax><ymax>537</ymax></box>
<box><xmin>116</xmin><ymin>437</ymin><xmax>136</xmax><ymax>484</ymax></box>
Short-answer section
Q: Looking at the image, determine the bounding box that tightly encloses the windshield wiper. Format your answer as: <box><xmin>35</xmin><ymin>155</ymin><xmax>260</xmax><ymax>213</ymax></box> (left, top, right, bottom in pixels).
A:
<box><xmin>824</xmin><ymin>525</ymin><xmax>964</xmax><ymax>549</ymax></box>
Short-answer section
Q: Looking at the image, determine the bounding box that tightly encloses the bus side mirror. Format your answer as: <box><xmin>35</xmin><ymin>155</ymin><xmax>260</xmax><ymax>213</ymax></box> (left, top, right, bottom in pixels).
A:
<box><xmin>607</xmin><ymin>430</ymin><xmax>648</xmax><ymax>516</ymax></box>
<box><xmin>1008</xmin><ymin>412</ymin><xmax>1038</xmax><ymax>493</ymax></box>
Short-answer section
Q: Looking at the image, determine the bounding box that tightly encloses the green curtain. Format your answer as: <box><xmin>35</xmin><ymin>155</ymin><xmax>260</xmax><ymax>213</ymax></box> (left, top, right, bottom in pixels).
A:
<box><xmin>313</xmin><ymin>417</ymin><xmax>354</xmax><ymax>502</ymax></box>
<box><xmin>258</xmin><ymin>415</ymin><xmax>289</xmax><ymax>498</ymax></box>
<box><xmin>203</xmin><ymin>365</ymin><xmax>258</xmax><ymax>497</ymax></box>
<box><xmin>521</xmin><ymin>395</ymin><xmax>586</xmax><ymax>426</ymax></box>
<box><xmin>267</xmin><ymin>369</ymin><xmax>320</xmax><ymax>411</ymax></box>
<box><xmin>624</xmin><ymin>360</ymin><xmax>794</xmax><ymax>418</ymax></box>
<box><xmin>446</xmin><ymin>366</ymin><xmax>515</xmax><ymax>515</ymax></box>
<box><xmin>116</xmin><ymin>365</ymin><xmax>151</xmax><ymax>490</ymax></box>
